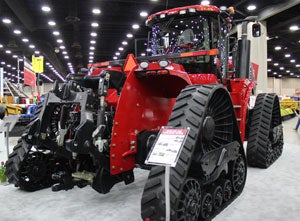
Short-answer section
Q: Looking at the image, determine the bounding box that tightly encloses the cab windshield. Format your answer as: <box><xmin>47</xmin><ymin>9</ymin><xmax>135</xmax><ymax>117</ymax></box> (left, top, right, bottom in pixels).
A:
<box><xmin>149</xmin><ymin>15</ymin><xmax>212</xmax><ymax>55</ymax></box>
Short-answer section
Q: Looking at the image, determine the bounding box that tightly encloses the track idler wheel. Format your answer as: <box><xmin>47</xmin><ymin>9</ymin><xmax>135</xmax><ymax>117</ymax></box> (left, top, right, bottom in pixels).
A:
<box><xmin>231</xmin><ymin>155</ymin><xmax>246</xmax><ymax>192</ymax></box>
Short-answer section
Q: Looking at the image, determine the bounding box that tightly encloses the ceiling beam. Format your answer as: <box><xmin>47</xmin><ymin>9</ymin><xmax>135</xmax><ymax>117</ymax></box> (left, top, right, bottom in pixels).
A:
<box><xmin>258</xmin><ymin>0</ymin><xmax>300</xmax><ymax>21</ymax></box>
<box><xmin>4</xmin><ymin>0</ymin><xmax>36</xmax><ymax>31</ymax></box>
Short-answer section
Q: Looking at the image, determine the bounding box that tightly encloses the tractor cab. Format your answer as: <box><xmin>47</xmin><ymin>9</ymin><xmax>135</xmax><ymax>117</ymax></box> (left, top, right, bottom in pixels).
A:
<box><xmin>145</xmin><ymin>5</ymin><xmax>233</xmax><ymax>78</ymax></box>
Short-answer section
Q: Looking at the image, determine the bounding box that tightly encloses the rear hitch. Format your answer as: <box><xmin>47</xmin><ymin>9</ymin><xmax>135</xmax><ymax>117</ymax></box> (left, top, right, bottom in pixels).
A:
<box><xmin>51</xmin><ymin>171</ymin><xmax>88</xmax><ymax>191</ymax></box>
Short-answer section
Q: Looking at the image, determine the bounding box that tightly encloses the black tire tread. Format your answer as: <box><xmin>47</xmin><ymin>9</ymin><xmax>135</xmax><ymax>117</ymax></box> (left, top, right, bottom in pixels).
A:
<box><xmin>247</xmin><ymin>93</ymin><xmax>283</xmax><ymax>168</ymax></box>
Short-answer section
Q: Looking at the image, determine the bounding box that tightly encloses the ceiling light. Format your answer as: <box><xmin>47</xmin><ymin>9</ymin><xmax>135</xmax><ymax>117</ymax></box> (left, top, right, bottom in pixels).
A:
<box><xmin>290</xmin><ymin>73</ymin><xmax>294</xmax><ymax>75</ymax></box>
<box><xmin>118</xmin><ymin>47</ymin><xmax>124</xmax><ymax>51</ymax></box>
<box><xmin>140</xmin><ymin>11</ymin><xmax>148</xmax><ymax>17</ymax></box>
<box><xmin>115</xmin><ymin>52</ymin><xmax>120</xmax><ymax>56</ymax></box>
<box><xmin>132</xmin><ymin>24</ymin><xmax>139</xmax><ymax>29</ymax></box>
<box><xmin>90</xmin><ymin>46</ymin><xmax>95</xmax><ymax>50</ymax></box>
<box><xmin>29</xmin><ymin>44</ymin><xmax>35</xmax><ymax>49</ymax></box>
<box><xmin>247</xmin><ymin>5</ymin><xmax>256</xmax><ymax>11</ymax></box>
<box><xmin>22</xmin><ymin>38</ymin><xmax>29</xmax><ymax>42</ymax></box>
<box><xmin>285</xmin><ymin>54</ymin><xmax>291</xmax><ymax>58</ymax></box>
<box><xmin>12</xmin><ymin>55</ymin><xmax>18</xmax><ymax>58</ymax></box>
<box><xmin>2</xmin><ymin>18</ymin><xmax>11</xmax><ymax>24</ymax></box>
<box><xmin>113</xmin><ymin>56</ymin><xmax>118</xmax><ymax>60</ymax></box>
<box><xmin>201</xmin><ymin>1</ymin><xmax>210</xmax><ymax>6</ymax></box>
<box><xmin>274</xmin><ymin>46</ymin><xmax>281</xmax><ymax>50</ymax></box>
<box><xmin>141</xmin><ymin>53</ymin><xmax>146</xmax><ymax>56</ymax></box>
<box><xmin>48</xmin><ymin>20</ymin><xmax>56</xmax><ymax>26</ymax></box>
<box><xmin>286</xmin><ymin>70</ymin><xmax>290</xmax><ymax>73</ymax></box>
<box><xmin>59</xmin><ymin>45</ymin><xmax>65</xmax><ymax>49</ymax></box>
<box><xmin>64</xmin><ymin>56</ymin><xmax>69</xmax><ymax>59</ymax></box>
<box><xmin>280</xmin><ymin>67</ymin><xmax>284</xmax><ymax>70</ymax></box>
<box><xmin>267</xmin><ymin>58</ymin><xmax>272</xmax><ymax>62</ymax></box>
<box><xmin>35</xmin><ymin>51</ymin><xmax>40</xmax><ymax>54</ymax></box>
<box><xmin>0</xmin><ymin>44</ymin><xmax>3</xmax><ymax>48</ymax></box>
<box><xmin>57</xmin><ymin>39</ymin><xmax>63</xmax><ymax>43</ymax></box>
<box><xmin>274</xmin><ymin>63</ymin><xmax>279</xmax><ymax>66</ymax></box>
<box><xmin>13</xmin><ymin>29</ymin><xmax>21</xmax><ymax>34</ymax></box>
<box><xmin>62</xmin><ymin>51</ymin><xmax>67</xmax><ymax>55</ymax></box>
<box><xmin>89</xmin><ymin>56</ymin><xmax>94</xmax><ymax>59</ymax></box>
<box><xmin>90</xmin><ymin>40</ymin><xmax>96</xmax><ymax>44</ymax></box>
<box><xmin>41</xmin><ymin>5</ymin><xmax>51</xmax><ymax>12</ymax></box>
<box><xmin>89</xmin><ymin>60</ymin><xmax>93</xmax><ymax>63</ymax></box>
<box><xmin>296</xmin><ymin>64</ymin><xmax>300</xmax><ymax>67</ymax></box>
<box><xmin>91</xmin><ymin>22</ymin><xmax>99</xmax><ymax>27</ymax></box>
<box><xmin>92</xmin><ymin>8</ymin><xmax>101</xmax><ymax>14</ymax></box>
<box><xmin>53</xmin><ymin>31</ymin><xmax>60</xmax><ymax>36</ymax></box>
<box><xmin>122</xmin><ymin>41</ymin><xmax>128</xmax><ymax>45</ymax></box>
<box><xmin>289</xmin><ymin>25</ymin><xmax>299</xmax><ymax>31</ymax></box>
<box><xmin>126</xmin><ymin>33</ymin><xmax>133</xmax><ymax>38</ymax></box>
<box><xmin>90</xmin><ymin>32</ymin><xmax>97</xmax><ymax>37</ymax></box>
<box><xmin>290</xmin><ymin>59</ymin><xmax>296</xmax><ymax>63</ymax></box>
<box><xmin>89</xmin><ymin>52</ymin><xmax>94</xmax><ymax>55</ymax></box>
<box><xmin>5</xmin><ymin>50</ymin><xmax>11</xmax><ymax>54</ymax></box>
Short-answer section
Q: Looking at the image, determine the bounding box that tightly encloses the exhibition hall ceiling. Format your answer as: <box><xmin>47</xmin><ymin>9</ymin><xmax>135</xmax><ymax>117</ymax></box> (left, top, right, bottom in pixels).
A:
<box><xmin>0</xmin><ymin>0</ymin><xmax>300</xmax><ymax>83</ymax></box>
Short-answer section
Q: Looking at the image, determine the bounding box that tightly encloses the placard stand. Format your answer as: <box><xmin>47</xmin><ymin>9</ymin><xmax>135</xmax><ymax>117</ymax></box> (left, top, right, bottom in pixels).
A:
<box><xmin>165</xmin><ymin>166</ymin><xmax>171</xmax><ymax>221</ymax></box>
<box><xmin>145</xmin><ymin>127</ymin><xmax>190</xmax><ymax>221</ymax></box>
<box><xmin>0</xmin><ymin>115</ymin><xmax>20</xmax><ymax>160</ymax></box>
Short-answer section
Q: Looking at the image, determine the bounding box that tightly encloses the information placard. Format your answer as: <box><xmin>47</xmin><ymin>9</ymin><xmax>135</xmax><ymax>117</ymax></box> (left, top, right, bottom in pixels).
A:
<box><xmin>145</xmin><ymin>127</ymin><xmax>189</xmax><ymax>167</ymax></box>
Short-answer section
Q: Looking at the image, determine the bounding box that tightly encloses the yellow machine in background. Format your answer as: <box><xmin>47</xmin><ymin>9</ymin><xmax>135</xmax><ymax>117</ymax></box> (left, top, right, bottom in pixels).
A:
<box><xmin>280</xmin><ymin>98</ymin><xmax>299</xmax><ymax>120</ymax></box>
<box><xmin>280</xmin><ymin>98</ymin><xmax>300</xmax><ymax>111</ymax></box>
<box><xmin>0</xmin><ymin>95</ymin><xmax>22</xmax><ymax>119</ymax></box>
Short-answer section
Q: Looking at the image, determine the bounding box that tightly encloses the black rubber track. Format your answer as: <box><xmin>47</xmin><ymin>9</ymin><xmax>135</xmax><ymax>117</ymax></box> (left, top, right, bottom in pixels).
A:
<box><xmin>5</xmin><ymin>103</ymin><xmax>57</xmax><ymax>191</ymax></box>
<box><xmin>141</xmin><ymin>84</ymin><xmax>245</xmax><ymax>221</ymax></box>
<box><xmin>247</xmin><ymin>93</ymin><xmax>283</xmax><ymax>168</ymax></box>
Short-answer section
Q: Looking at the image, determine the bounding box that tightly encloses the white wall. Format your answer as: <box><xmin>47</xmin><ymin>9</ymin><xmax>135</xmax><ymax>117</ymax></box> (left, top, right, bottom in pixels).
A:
<box><xmin>268</xmin><ymin>77</ymin><xmax>300</xmax><ymax>96</ymax></box>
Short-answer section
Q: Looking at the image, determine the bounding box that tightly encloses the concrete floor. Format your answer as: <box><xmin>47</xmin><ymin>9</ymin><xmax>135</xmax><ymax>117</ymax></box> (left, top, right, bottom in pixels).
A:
<box><xmin>0</xmin><ymin>118</ymin><xmax>299</xmax><ymax>221</ymax></box>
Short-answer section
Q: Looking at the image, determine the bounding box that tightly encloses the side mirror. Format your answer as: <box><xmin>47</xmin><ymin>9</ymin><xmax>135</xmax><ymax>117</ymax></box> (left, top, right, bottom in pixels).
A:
<box><xmin>252</xmin><ymin>23</ymin><xmax>261</xmax><ymax>37</ymax></box>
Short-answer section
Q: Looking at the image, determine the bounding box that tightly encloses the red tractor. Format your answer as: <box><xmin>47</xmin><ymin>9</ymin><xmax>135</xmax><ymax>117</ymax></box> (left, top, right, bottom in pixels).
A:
<box><xmin>5</xmin><ymin>5</ymin><xmax>283</xmax><ymax>221</ymax></box>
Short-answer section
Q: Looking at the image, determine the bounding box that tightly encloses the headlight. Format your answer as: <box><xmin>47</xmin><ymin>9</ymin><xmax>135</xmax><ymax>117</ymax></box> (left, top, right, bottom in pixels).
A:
<box><xmin>139</xmin><ymin>61</ymin><xmax>149</xmax><ymax>69</ymax></box>
<box><xmin>159</xmin><ymin>13</ymin><xmax>166</xmax><ymax>19</ymax></box>
<box><xmin>179</xmin><ymin>10</ymin><xmax>187</xmax><ymax>15</ymax></box>
<box><xmin>158</xmin><ymin>60</ymin><xmax>169</xmax><ymax>68</ymax></box>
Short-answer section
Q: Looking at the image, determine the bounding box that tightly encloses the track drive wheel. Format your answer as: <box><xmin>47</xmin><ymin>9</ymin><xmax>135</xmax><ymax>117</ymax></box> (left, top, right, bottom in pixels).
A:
<box><xmin>247</xmin><ymin>93</ymin><xmax>283</xmax><ymax>168</ymax></box>
<box><xmin>141</xmin><ymin>85</ymin><xmax>243</xmax><ymax>221</ymax></box>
